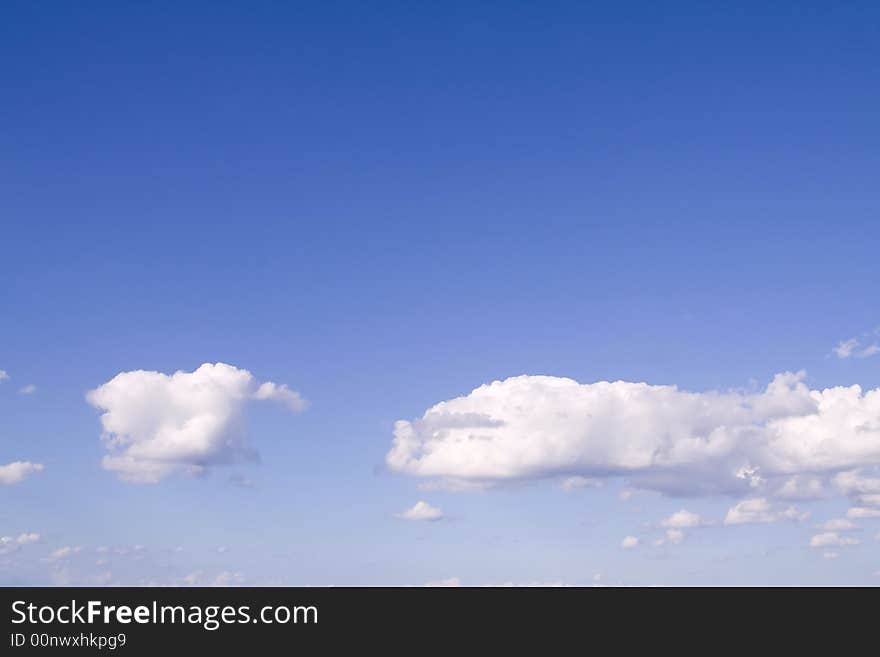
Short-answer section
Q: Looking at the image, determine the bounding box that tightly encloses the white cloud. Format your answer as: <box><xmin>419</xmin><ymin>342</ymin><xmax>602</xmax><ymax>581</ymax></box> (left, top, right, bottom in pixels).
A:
<box><xmin>182</xmin><ymin>570</ymin><xmax>245</xmax><ymax>587</ymax></box>
<box><xmin>809</xmin><ymin>532</ymin><xmax>860</xmax><ymax>548</ymax></box>
<box><xmin>252</xmin><ymin>382</ymin><xmax>309</xmax><ymax>412</ymax></box>
<box><xmin>18</xmin><ymin>384</ymin><xmax>36</xmax><ymax>394</ymax></box>
<box><xmin>387</xmin><ymin>373</ymin><xmax>880</xmax><ymax>503</ymax></box>
<box><xmin>48</xmin><ymin>546</ymin><xmax>83</xmax><ymax>561</ymax></box>
<box><xmin>212</xmin><ymin>571</ymin><xmax>245</xmax><ymax>587</ymax></box>
<box><xmin>822</xmin><ymin>551</ymin><xmax>839</xmax><ymax>559</ymax></box>
<box><xmin>859</xmin><ymin>493</ymin><xmax>880</xmax><ymax>507</ymax></box>
<box><xmin>397</xmin><ymin>501</ymin><xmax>444</xmax><ymax>521</ymax></box>
<box><xmin>560</xmin><ymin>476</ymin><xmax>603</xmax><ymax>490</ymax></box>
<box><xmin>660</xmin><ymin>509</ymin><xmax>708</xmax><ymax>529</ymax></box>
<box><xmin>775</xmin><ymin>476</ymin><xmax>824</xmax><ymax>500</ymax></box>
<box><xmin>816</xmin><ymin>518</ymin><xmax>858</xmax><ymax>531</ymax></box>
<box><xmin>489</xmin><ymin>580</ymin><xmax>570</xmax><ymax>587</ymax></box>
<box><xmin>847</xmin><ymin>507</ymin><xmax>880</xmax><ymax>519</ymax></box>
<box><xmin>95</xmin><ymin>545</ymin><xmax>145</xmax><ymax>558</ymax></box>
<box><xmin>655</xmin><ymin>528</ymin><xmax>686</xmax><ymax>546</ymax></box>
<box><xmin>621</xmin><ymin>535</ymin><xmax>639</xmax><ymax>549</ymax></box>
<box><xmin>0</xmin><ymin>370</ymin><xmax>8</xmax><ymax>382</ymax></box>
<box><xmin>0</xmin><ymin>461</ymin><xmax>44</xmax><ymax>485</ymax></box>
<box><xmin>724</xmin><ymin>498</ymin><xmax>808</xmax><ymax>525</ymax></box>
<box><xmin>834</xmin><ymin>335</ymin><xmax>880</xmax><ymax>360</ymax></box>
<box><xmin>424</xmin><ymin>576</ymin><xmax>461</xmax><ymax>587</ymax></box>
<box><xmin>834</xmin><ymin>338</ymin><xmax>860</xmax><ymax>359</ymax></box>
<box><xmin>86</xmin><ymin>363</ymin><xmax>308</xmax><ymax>483</ymax></box>
<box><xmin>0</xmin><ymin>533</ymin><xmax>40</xmax><ymax>556</ymax></box>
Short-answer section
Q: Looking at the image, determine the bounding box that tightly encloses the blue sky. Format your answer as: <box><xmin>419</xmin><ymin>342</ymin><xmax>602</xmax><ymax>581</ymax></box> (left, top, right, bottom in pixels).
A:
<box><xmin>2</xmin><ymin>1</ymin><xmax>879</xmax><ymax>585</ymax></box>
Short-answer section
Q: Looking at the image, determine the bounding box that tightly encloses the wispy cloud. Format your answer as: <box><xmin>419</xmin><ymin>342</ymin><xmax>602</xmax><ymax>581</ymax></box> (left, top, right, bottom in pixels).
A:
<box><xmin>86</xmin><ymin>363</ymin><xmax>308</xmax><ymax>483</ymax></box>
<box><xmin>0</xmin><ymin>461</ymin><xmax>44</xmax><ymax>485</ymax></box>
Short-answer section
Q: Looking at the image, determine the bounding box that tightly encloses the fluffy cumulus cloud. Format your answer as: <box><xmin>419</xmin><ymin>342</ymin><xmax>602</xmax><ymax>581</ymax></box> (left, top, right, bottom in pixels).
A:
<box><xmin>86</xmin><ymin>363</ymin><xmax>308</xmax><ymax>483</ymax></box>
<box><xmin>387</xmin><ymin>373</ymin><xmax>880</xmax><ymax>517</ymax></box>
<box><xmin>0</xmin><ymin>461</ymin><xmax>44</xmax><ymax>485</ymax></box>
<box><xmin>397</xmin><ymin>501</ymin><xmax>444</xmax><ymax>521</ymax></box>
<box><xmin>47</xmin><ymin>546</ymin><xmax>83</xmax><ymax>561</ymax></box>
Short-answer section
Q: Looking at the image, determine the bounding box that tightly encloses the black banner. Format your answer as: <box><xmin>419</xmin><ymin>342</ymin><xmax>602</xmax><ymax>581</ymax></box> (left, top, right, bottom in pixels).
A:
<box><xmin>0</xmin><ymin>586</ymin><xmax>875</xmax><ymax>653</ymax></box>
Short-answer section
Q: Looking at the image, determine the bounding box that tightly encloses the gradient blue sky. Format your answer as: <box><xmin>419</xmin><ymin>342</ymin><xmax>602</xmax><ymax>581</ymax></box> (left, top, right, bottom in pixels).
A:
<box><xmin>2</xmin><ymin>1</ymin><xmax>879</xmax><ymax>585</ymax></box>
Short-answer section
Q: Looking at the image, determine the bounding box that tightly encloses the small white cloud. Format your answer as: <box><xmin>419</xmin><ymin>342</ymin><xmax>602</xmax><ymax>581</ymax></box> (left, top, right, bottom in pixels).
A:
<box><xmin>560</xmin><ymin>476</ymin><xmax>603</xmax><ymax>491</ymax></box>
<box><xmin>724</xmin><ymin>498</ymin><xmax>808</xmax><ymax>525</ymax></box>
<box><xmin>809</xmin><ymin>532</ymin><xmax>860</xmax><ymax>548</ymax></box>
<box><xmin>621</xmin><ymin>536</ymin><xmax>639</xmax><ymax>549</ymax></box>
<box><xmin>847</xmin><ymin>507</ymin><xmax>880</xmax><ymax>519</ymax></box>
<box><xmin>816</xmin><ymin>518</ymin><xmax>858</xmax><ymax>532</ymax></box>
<box><xmin>48</xmin><ymin>546</ymin><xmax>82</xmax><ymax>561</ymax></box>
<box><xmin>0</xmin><ymin>461</ymin><xmax>44</xmax><ymax>485</ymax></box>
<box><xmin>416</xmin><ymin>478</ymin><xmax>492</xmax><ymax>493</ymax></box>
<box><xmin>387</xmin><ymin>372</ymin><xmax>880</xmax><ymax>499</ymax></box>
<box><xmin>0</xmin><ymin>533</ymin><xmax>41</xmax><ymax>554</ymax></box>
<box><xmin>655</xmin><ymin>528</ymin><xmax>685</xmax><ymax>546</ymax></box>
<box><xmin>822</xmin><ymin>552</ymin><xmax>839</xmax><ymax>560</ymax></box>
<box><xmin>425</xmin><ymin>576</ymin><xmax>461</xmax><ymax>587</ymax></box>
<box><xmin>18</xmin><ymin>384</ymin><xmax>36</xmax><ymax>394</ymax></box>
<box><xmin>14</xmin><ymin>533</ymin><xmax>40</xmax><ymax>545</ymax></box>
<box><xmin>834</xmin><ymin>470</ymin><xmax>880</xmax><ymax>495</ymax></box>
<box><xmin>775</xmin><ymin>476</ymin><xmax>824</xmax><ymax>500</ymax></box>
<box><xmin>660</xmin><ymin>509</ymin><xmax>708</xmax><ymax>529</ymax></box>
<box><xmin>735</xmin><ymin>465</ymin><xmax>764</xmax><ymax>488</ymax></box>
<box><xmin>834</xmin><ymin>336</ymin><xmax>879</xmax><ymax>359</ymax></box>
<box><xmin>397</xmin><ymin>501</ymin><xmax>444</xmax><ymax>521</ymax></box>
<box><xmin>0</xmin><ymin>370</ymin><xmax>8</xmax><ymax>382</ymax></box>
